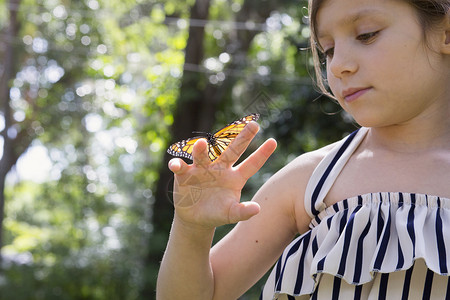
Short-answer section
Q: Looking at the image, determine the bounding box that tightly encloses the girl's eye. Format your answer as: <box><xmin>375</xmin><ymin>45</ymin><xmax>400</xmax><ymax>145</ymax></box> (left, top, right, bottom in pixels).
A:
<box><xmin>319</xmin><ymin>30</ymin><xmax>380</xmax><ymax>63</ymax></box>
<box><xmin>324</xmin><ymin>48</ymin><xmax>334</xmax><ymax>58</ymax></box>
<box><xmin>319</xmin><ymin>47</ymin><xmax>334</xmax><ymax>64</ymax></box>
<box><xmin>318</xmin><ymin>48</ymin><xmax>334</xmax><ymax>65</ymax></box>
<box><xmin>357</xmin><ymin>31</ymin><xmax>379</xmax><ymax>43</ymax></box>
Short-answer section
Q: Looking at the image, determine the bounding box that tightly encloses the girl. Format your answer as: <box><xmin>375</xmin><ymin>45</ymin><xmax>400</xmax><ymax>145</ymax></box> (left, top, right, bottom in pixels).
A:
<box><xmin>157</xmin><ymin>0</ymin><xmax>450</xmax><ymax>299</ymax></box>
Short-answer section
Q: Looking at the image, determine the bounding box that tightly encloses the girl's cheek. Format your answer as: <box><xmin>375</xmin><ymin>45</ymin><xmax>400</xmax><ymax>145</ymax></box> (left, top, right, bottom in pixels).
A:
<box><xmin>326</xmin><ymin>72</ymin><xmax>337</xmax><ymax>91</ymax></box>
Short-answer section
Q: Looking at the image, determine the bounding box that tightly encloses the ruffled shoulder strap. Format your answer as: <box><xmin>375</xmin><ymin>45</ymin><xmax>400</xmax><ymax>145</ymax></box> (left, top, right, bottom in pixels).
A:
<box><xmin>304</xmin><ymin>127</ymin><xmax>369</xmax><ymax>218</ymax></box>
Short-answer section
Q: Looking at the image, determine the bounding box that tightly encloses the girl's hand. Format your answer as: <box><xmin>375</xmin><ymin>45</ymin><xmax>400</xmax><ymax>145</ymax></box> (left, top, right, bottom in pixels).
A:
<box><xmin>168</xmin><ymin>122</ymin><xmax>277</xmax><ymax>229</ymax></box>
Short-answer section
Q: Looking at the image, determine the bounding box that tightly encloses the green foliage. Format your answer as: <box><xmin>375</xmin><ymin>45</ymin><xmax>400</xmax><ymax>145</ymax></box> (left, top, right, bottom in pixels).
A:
<box><xmin>1</xmin><ymin>0</ymin><xmax>356</xmax><ymax>298</ymax></box>
<box><xmin>3</xmin><ymin>177</ymin><xmax>143</xmax><ymax>299</ymax></box>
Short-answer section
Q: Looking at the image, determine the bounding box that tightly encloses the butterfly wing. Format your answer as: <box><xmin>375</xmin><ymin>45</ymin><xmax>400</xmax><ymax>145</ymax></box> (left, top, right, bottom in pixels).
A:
<box><xmin>167</xmin><ymin>113</ymin><xmax>259</xmax><ymax>162</ymax></box>
<box><xmin>209</xmin><ymin>113</ymin><xmax>260</xmax><ymax>161</ymax></box>
<box><xmin>167</xmin><ymin>137</ymin><xmax>202</xmax><ymax>161</ymax></box>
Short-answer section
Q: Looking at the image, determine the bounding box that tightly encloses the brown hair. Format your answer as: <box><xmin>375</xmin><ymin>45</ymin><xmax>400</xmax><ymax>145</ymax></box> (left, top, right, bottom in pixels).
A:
<box><xmin>308</xmin><ymin>0</ymin><xmax>450</xmax><ymax>97</ymax></box>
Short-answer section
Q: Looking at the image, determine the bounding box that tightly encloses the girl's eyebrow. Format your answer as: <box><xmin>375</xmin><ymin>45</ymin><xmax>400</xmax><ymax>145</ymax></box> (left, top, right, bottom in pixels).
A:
<box><xmin>317</xmin><ymin>7</ymin><xmax>385</xmax><ymax>39</ymax></box>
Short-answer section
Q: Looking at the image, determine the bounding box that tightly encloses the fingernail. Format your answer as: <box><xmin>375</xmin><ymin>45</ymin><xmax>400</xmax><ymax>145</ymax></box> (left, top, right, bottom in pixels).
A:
<box><xmin>169</xmin><ymin>160</ymin><xmax>177</xmax><ymax>169</ymax></box>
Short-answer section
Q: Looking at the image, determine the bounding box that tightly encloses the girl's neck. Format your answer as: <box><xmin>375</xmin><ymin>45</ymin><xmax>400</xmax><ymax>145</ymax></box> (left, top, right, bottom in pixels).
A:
<box><xmin>366</xmin><ymin>104</ymin><xmax>450</xmax><ymax>154</ymax></box>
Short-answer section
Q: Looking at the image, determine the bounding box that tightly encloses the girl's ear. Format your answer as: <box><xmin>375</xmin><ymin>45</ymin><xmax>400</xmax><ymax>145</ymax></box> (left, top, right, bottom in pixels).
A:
<box><xmin>440</xmin><ymin>13</ymin><xmax>450</xmax><ymax>54</ymax></box>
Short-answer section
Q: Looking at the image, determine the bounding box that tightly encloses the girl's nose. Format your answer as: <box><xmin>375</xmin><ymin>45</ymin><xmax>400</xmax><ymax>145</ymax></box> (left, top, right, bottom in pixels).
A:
<box><xmin>328</xmin><ymin>45</ymin><xmax>358</xmax><ymax>78</ymax></box>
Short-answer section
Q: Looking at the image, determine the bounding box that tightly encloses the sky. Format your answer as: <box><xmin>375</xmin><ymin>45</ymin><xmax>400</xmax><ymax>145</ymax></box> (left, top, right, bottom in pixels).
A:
<box><xmin>13</xmin><ymin>143</ymin><xmax>53</xmax><ymax>183</ymax></box>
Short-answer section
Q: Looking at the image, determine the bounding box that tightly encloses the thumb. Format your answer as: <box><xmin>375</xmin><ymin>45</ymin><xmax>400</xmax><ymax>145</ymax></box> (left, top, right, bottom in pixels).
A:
<box><xmin>168</xmin><ymin>158</ymin><xmax>189</xmax><ymax>175</ymax></box>
<box><xmin>228</xmin><ymin>202</ymin><xmax>261</xmax><ymax>223</ymax></box>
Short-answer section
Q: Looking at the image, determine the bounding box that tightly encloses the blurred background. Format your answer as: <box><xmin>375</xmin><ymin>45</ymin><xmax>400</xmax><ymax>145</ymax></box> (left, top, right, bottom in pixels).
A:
<box><xmin>0</xmin><ymin>0</ymin><xmax>356</xmax><ymax>298</ymax></box>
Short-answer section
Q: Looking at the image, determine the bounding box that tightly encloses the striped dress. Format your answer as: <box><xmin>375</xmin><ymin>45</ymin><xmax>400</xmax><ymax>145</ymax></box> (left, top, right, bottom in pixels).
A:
<box><xmin>261</xmin><ymin>128</ymin><xmax>450</xmax><ymax>299</ymax></box>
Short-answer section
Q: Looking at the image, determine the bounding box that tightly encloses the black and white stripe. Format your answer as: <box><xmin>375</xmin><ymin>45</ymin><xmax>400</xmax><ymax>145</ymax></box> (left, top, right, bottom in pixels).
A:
<box><xmin>261</xmin><ymin>128</ymin><xmax>450</xmax><ymax>299</ymax></box>
<box><xmin>262</xmin><ymin>193</ymin><xmax>450</xmax><ymax>299</ymax></box>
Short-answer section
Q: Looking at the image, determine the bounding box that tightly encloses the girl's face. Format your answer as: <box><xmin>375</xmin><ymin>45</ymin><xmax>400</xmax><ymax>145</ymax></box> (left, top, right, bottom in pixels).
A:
<box><xmin>316</xmin><ymin>0</ymin><xmax>450</xmax><ymax>128</ymax></box>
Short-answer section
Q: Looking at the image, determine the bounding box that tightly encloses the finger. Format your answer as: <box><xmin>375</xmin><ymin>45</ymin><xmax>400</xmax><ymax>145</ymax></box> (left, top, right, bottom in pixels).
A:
<box><xmin>238</xmin><ymin>138</ymin><xmax>277</xmax><ymax>180</ymax></box>
<box><xmin>168</xmin><ymin>158</ymin><xmax>189</xmax><ymax>175</ymax></box>
<box><xmin>228</xmin><ymin>201</ymin><xmax>261</xmax><ymax>223</ymax></box>
<box><xmin>220</xmin><ymin>121</ymin><xmax>260</xmax><ymax>166</ymax></box>
<box><xmin>192</xmin><ymin>138</ymin><xmax>211</xmax><ymax>166</ymax></box>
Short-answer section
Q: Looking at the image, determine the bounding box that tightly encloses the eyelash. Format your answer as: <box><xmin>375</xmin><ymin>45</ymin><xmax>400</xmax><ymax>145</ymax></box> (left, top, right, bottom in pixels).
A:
<box><xmin>321</xmin><ymin>30</ymin><xmax>380</xmax><ymax>61</ymax></box>
<box><xmin>357</xmin><ymin>31</ymin><xmax>380</xmax><ymax>42</ymax></box>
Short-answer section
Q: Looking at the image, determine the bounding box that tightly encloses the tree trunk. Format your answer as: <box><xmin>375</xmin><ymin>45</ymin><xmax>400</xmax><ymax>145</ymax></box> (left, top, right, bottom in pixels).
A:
<box><xmin>153</xmin><ymin>0</ymin><xmax>212</xmax><ymax>238</ymax></box>
<box><xmin>0</xmin><ymin>0</ymin><xmax>22</xmax><ymax>254</ymax></box>
<box><xmin>145</xmin><ymin>0</ymin><xmax>286</xmax><ymax>296</ymax></box>
<box><xmin>140</xmin><ymin>0</ymin><xmax>213</xmax><ymax>297</ymax></box>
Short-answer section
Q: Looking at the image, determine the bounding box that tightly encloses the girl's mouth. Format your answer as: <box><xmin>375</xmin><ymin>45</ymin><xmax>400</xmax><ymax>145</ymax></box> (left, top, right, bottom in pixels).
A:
<box><xmin>342</xmin><ymin>87</ymin><xmax>371</xmax><ymax>102</ymax></box>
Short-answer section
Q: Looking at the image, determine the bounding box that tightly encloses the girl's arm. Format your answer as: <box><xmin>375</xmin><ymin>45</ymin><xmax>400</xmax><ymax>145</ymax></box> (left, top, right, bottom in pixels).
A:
<box><xmin>209</xmin><ymin>157</ymin><xmax>315</xmax><ymax>298</ymax></box>
<box><xmin>156</xmin><ymin>213</ymin><xmax>216</xmax><ymax>299</ymax></box>
<box><xmin>156</xmin><ymin>122</ymin><xmax>318</xmax><ymax>299</ymax></box>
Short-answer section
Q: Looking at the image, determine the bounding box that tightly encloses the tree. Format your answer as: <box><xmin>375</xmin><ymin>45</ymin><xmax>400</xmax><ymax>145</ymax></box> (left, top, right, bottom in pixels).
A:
<box><xmin>0</xmin><ymin>0</ymin><xmax>23</xmax><ymax>253</ymax></box>
<box><xmin>0</xmin><ymin>0</ymin><xmax>356</xmax><ymax>298</ymax></box>
<box><xmin>148</xmin><ymin>0</ymin><xmax>356</xmax><ymax>297</ymax></box>
<box><xmin>1</xmin><ymin>0</ymin><xmax>147</xmax><ymax>297</ymax></box>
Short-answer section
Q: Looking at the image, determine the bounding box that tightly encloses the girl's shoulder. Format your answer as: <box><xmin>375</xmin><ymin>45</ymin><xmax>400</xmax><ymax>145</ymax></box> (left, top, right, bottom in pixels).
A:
<box><xmin>277</xmin><ymin>140</ymin><xmax>342</xmax><ymax>199</ymax></box>
<box><xmin>281</xmin><ymin>128</ymin><xmax>368</xmax><ymax>194</ymax></box>
<box><xmin>282</xmin><ymin>140</ymin><xmax>340</xmax><ymax>177</ymax></box>
<box><xmin>266</xmin><ymin>141</ymin><xmax>342</xmax><ymax>233</ymax></box>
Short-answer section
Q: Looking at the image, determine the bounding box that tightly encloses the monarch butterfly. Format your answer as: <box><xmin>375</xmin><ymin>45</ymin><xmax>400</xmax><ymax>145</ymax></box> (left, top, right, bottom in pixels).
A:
<box><xmin>167</xmin><ymin>113</ymin><xmax>260</xmax><ymax>162</ymax></box>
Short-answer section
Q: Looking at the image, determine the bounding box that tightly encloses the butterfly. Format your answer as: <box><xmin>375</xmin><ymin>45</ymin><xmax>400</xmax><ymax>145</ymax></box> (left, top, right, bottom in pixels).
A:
<box><xmin>167</xmin><ymin>113</ymin><xmax>260</xmax><ymax>162</ymax></box>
